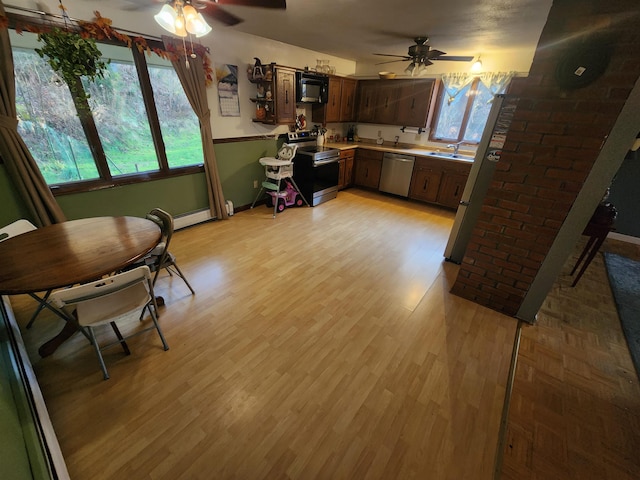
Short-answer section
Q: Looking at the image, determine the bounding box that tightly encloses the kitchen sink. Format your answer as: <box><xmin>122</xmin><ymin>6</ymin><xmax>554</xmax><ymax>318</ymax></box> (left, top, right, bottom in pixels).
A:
<box><xmin>426</xmin><ymin>151</ymin><xmax>475</xmax><ymax>162</ymax></box>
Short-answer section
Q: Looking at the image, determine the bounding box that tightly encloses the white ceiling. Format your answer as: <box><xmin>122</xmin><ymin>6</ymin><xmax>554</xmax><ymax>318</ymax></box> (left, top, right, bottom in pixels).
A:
<box><xmin>12</xmin><ymin>0</ymin><xmax>553</xmax><ymax>75</ymax></box>
<box><xmin>26</xmin><ymin>0</ymin><xmax>555</xmax><ymax>74</ymax></box>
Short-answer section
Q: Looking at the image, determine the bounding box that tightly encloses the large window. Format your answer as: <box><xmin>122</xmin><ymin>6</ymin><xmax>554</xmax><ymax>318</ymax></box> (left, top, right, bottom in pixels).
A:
<box><xmin>12</xmin><ymin>31</ymin><xmax>204</xmax><ymax>192</ymax></box>
<box><xmin>431</xmin><ymin>73</ymin><xmax>513</xmax><ymax>144</ymax></box>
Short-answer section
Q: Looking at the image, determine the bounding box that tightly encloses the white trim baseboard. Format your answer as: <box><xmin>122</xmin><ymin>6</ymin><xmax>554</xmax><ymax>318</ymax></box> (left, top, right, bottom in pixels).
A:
<box><xmin>608</xmin><ymin>232</ymin><xmax>640</xmax><ymax>245</ymax></box>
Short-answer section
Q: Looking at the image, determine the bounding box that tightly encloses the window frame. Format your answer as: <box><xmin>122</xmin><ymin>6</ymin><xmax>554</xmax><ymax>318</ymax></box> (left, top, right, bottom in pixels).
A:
<box><xmin>429</xmin><ymin>76</ymin><xmax>485</xmax><ymax>145</ymax></box>
<box><xmin>9</xmin><ymin>17</ymin><xmax>204</xmax><ymax>196</ymax></box>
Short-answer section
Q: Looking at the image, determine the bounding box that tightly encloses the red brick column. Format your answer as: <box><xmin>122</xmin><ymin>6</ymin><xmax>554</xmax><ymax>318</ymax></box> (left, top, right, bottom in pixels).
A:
<box><xmin>451</xmin><ymin>0</ymin><xmax>640</xmax><ymax>315</ymax></box>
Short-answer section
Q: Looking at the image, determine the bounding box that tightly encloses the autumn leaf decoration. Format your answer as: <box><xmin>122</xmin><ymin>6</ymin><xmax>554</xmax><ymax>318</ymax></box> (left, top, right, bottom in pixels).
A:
<box><xmin>0</xmin><ymin>5</ymin><xmax>213</xmax><ymax>87</ymax></box>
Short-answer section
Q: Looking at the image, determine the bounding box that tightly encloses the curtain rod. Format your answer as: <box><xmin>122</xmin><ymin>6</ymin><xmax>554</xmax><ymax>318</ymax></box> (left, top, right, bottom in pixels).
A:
<box><xmin>4</xmin><ymin>4</ymin><xmax>163</xmax><ymax>42</ymax></box>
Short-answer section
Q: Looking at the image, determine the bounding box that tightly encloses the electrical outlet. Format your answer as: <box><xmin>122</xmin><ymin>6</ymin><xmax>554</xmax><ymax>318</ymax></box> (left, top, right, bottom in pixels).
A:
<box><xmin>377</xmin><ymin>130</ymin><xmax>382</xmax><ymax>138</ymax></box>
<box><xmin>415</xmin><ymin>134</ymin><xmax>421</xmax><ymax>141</ymax></box>
<box><xmin>253</xmin><ymin>180</ymin><xmax>258</xmax><ymax>188</ymax></box>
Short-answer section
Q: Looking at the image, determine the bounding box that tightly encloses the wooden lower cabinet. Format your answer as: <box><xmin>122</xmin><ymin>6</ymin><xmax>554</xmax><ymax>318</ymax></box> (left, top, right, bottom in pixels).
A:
<box><xmin>437</xmin><ymin>171</ymin><xmax>468</xmax><ymax>208</ymax></box>
<box><xmin>338</xmin><ymin>149</ymin><xmax>355</xmax><ymax>190</ymax></box>
<box><xmin>409</xmin><ymin>158</ymin><xmax>442</xmax><ymax>203</ymax></box>
<box><xmin>354</xmin><ymin>149</ymin><xmax>383</xmax><ymax>189</ymax></box>
<box><xmin>409</xmin><ymin>156</ymin><xmax>471</xmax><ymax>209</ymax></box>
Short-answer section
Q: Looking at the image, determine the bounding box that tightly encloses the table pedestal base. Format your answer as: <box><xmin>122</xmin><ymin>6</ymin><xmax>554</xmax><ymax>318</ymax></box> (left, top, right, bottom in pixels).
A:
<box><xmin>39</xmin><ymin>321</ymin><xmax>79</xmax><ymax>358</ymax></box>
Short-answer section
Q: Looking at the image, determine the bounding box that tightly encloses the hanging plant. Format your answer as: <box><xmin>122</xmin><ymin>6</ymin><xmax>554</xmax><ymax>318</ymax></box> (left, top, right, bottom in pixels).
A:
<box><xmin>34</xmin><ymin>27</ymin><xmax>109</xmax><ymax>107</ymax></box>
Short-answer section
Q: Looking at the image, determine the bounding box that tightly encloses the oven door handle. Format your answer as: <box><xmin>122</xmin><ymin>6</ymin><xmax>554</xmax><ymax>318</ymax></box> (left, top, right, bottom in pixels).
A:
<box><xmin>313</xmin><ymin>157</ymin><xmax>340</xmax><ymax>166</ymax></box>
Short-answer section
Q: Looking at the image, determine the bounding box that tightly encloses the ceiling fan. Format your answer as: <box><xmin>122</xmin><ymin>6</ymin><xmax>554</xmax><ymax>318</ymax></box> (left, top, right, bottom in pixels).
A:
<box><xmin>374</xmin><ymin>36</ymin><xmax>474</xmax><ymax>75</ymax></box>
<box><xmin>132</xmin><ymin>0</ymin><xmax>286</xmax><ymax>30</ymax></box>
<box><xmin>192</xmin><ymin>0</ymin><xmax>286</xmax><ymax>26</ymax></box>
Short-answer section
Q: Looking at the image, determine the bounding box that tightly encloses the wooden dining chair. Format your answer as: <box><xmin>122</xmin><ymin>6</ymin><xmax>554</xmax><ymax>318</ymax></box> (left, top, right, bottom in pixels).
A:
<box><xmin>48</xmin><ymin>265</ymin><xmax>169</xmax><ymax>380</ymax></box>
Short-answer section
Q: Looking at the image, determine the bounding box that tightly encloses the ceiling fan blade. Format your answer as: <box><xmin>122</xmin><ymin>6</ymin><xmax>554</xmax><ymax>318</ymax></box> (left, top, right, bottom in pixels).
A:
<box><xmin>434</xmin><ymin>55</ymin><xmax>475</xmax><ymax>62</ymax></box>
<box><xmin>212</xmin><ymin>0</ymin><xmax>286</xmax><ymax>8</ymax></box>
<box><xmin>376</xmin><ymin>59</ymin><xmax>410</xmax><ymax>65</ymax></box>
<box><xmin>373</xmin><ymin>53</ymin><xmax>412</xmax><ymax>59</ymax></box>
<box><xmin>199</xmin><ymin>3</ymin><xmax>244</xmax><ymax>26</ymax></box>
<box><xmin>427</xmin><ymin>49</ymin><xmax>446</xmax><ymax>58</ymax></box>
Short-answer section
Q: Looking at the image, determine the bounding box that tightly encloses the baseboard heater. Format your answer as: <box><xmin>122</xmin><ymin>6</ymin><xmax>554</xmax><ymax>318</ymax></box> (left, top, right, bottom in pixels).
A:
<box><xmin>173</xmin><ymin>209</ymin><xmax>214</xmax><ymax>230</ymax></box>
<box><xmin>173</xmin><ymin>201</ymin><xmax>234</xmax><ymax>230</ymax></box>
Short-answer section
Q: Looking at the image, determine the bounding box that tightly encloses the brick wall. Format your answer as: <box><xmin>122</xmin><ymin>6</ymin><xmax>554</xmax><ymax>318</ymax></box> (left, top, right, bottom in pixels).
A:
<box><xmin>451</xmin><ymin>0</ymin><xmax>640</xmax><ymax>316</ymax></box>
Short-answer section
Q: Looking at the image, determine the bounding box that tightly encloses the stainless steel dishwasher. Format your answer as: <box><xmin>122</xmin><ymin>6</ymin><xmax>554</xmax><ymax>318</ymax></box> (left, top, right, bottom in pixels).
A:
<box><xmin>379</xmin><ymin>152</ymin><xmax>416</xmax><ymax>197</ymax></box>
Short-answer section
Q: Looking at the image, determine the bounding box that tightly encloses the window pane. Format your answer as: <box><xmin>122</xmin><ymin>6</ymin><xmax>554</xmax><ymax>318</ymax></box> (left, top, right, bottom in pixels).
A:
<box><xmin>147</xmin><ymin>62</ymin><xmax>204</xmax><ymax>169</ymax></box>
<box><xmin>463</xmin><ymin>81</ymin><xmax>499</xmax><ymax>143</ymax></box>
<box><xmin>83</xmin><ymin>49</ymin><xmax>159</xmax><ymax>176</ymax></box>
<box><xmin>14</xmin><ymin>48</ymin><xmax>99</xmax><ymax>185</ymax></box>
<box><xmin>433</xmin><ymin>83</ymin><xmax>471</xmax><ymax>141</ymax></box>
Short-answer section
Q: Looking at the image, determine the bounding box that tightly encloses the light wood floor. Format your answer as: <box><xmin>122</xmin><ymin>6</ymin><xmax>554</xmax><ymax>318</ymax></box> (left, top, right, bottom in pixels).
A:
<box><xmin>8</xmin><ymin>188</ymin><xmax>639</xmax><ymax>479</ymax></box>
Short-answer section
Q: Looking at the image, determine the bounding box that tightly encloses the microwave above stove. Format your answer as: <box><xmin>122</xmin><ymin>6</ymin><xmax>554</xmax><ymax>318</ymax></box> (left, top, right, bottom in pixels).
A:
<box><xmin>296</xmin><ymin>71</ymin><xmax>328</xmax><ymax>104</ymax></box>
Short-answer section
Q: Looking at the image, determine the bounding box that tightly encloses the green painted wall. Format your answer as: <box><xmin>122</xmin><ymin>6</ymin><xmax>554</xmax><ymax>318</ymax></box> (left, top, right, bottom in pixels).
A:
<box><xmin>0</xmin><ymin>165</ymin><xmax>32</xmax><ymax>227</ymax></box>
<box><xmin>215</xmin><ymin>138</ymin><xmax>280</xmax><ymax>209</ymax></box>
<box><xmin>1</xmin><ymin>139</ymin><xmax>280</xmax><ymax>223</ymax></box>
<box><xmin>56</xmin><ymin>172</ymin><xmax>210</xmax><ymax>220</ymax></box>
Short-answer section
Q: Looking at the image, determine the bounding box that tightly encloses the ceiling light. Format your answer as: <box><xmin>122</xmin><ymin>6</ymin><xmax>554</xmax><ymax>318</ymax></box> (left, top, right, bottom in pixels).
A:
<box><xmin>154</xmin><ymin>1</ymin><xmax>212</xmax><ymax>38</ymax></box>
<box><xmin>471</xmin><ymin>56</ymin><xmax>483</xmax><ymax>73</ymax></box>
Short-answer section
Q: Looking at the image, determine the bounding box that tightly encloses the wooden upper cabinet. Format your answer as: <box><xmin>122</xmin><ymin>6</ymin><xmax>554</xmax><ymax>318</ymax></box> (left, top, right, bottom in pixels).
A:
<box><xmin>325</xmin><ymin>76</ymin><xmax>342</xmax><ymax>123</ymax></box>
<box><xmin>356</xmin><ymin>81</ymin><xmax>378</xmax><ymax>124</ymax></box>
<box><xmin>275</xmin><ymin>67</ymin><xmax>296</xmax><ymax>124</ymax></box>
<box><xmin>339</xmin><ymin>77</ymin><xmax>357</xmax><ymax>122</ymax></box>
<box><xmin>356</xmin><ymin>79</ymin><xmax>436</xmax><ymax>127</ymax></box>
<box><xmin>396</xmin><ymin>79</ymin><xmax>436</xmax><ymax>127</ymax></box>
<box><xmin>374</xmin><ymin>81</ymin><xmax>401</xmax><ymax>125</ymax></box>
<box><xmin>312</xmin><ymin>75</ymin><xmax>358</xmax><ymax>124</ymax></box>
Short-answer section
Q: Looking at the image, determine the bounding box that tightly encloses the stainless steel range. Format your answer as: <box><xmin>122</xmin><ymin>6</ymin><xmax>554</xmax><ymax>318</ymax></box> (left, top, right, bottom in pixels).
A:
<box><xmin>286</xmin><ymin>131</ymin><xmax>340</xmax><ymax>206</ymax></box>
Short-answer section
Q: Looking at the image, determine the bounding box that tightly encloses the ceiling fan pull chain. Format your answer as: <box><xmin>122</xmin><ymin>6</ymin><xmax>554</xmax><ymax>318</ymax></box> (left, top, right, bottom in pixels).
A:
<box><xmin>182</xmin><ymin>35</ymin><xmax>190</xmax><ymax>69</ymax></box>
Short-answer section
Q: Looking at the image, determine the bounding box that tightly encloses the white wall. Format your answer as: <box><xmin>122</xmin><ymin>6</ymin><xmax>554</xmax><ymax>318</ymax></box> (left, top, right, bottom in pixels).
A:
<box><xmin>7</xmin><ymin>0</ymin><xmax>356</xmax><ymax>139</ymax></box>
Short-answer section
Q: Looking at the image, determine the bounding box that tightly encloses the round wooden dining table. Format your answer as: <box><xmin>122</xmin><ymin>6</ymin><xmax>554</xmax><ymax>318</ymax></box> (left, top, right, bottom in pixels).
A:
<box><xmin>0</xmin><ymin>216</ymin><xmax>161</xmax><ymax>356</ymax></box>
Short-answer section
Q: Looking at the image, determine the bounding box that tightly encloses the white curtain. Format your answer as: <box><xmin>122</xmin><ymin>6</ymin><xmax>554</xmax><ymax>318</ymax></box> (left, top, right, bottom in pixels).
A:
<box><xmin>440</xmin><ymin>72</ymin><xmax>474</xmax><ymax>105</ymax></box>
<box><xmin>479</xmin><ymin>71</ymin><xmax>516</xmax><ymax>97</ymax></box>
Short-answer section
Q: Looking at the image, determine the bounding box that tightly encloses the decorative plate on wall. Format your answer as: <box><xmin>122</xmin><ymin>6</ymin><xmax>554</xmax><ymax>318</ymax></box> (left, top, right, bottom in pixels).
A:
<box><xmin>555</xmin><ymin>38</ymin><xmax>611</xmax><ymax>89</ymax></box>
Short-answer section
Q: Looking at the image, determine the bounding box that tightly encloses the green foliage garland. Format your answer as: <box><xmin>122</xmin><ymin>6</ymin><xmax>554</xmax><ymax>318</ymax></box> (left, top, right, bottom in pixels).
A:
<box><xmin>34</xmin><ymin>28</ymin><xmax>109</xmax><ymax>107</ymax></box>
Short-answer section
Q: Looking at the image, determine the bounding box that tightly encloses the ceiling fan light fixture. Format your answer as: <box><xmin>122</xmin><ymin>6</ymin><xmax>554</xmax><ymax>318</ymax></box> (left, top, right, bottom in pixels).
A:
<box><xmin>174</xmin><ymin>14</ymin><xmax>188</xmax><ymax>37</ymax></box>
<box><xmin>405</xmin><ymin>62</ymin><xmax>416</xmax><ymax>75</ymax></box>
<box><xmin>193</xmin><ymin>13</ymin><xmax>213</xmax><ymax>37</ymax></box>
<box><xmin>155</xmin><ymin>1</ymin><xmax>213</xmax><ymax>38</ymax></box>
<box><xmin>154</xmin><ymin>4</ymin><xmax>178</xmax><ymax>34</ymax></box>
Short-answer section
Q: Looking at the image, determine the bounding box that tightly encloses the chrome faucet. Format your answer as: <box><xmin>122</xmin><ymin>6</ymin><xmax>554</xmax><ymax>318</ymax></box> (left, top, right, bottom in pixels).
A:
<box><xmin>447</xmin><ymin>141</ymin><xmax>464</xmax><ymax>156</ymax></box>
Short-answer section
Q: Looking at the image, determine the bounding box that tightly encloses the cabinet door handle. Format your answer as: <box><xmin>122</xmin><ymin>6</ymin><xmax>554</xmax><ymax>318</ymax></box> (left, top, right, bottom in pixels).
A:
<box><xmin>454</xmin><ymin>185</ymin><xmax>460</xmax><ymax>197</ymax></box>
<box><xmin>411</xmin><ymin>99</ymin><xmax>415</xmax><ymax>109</ymax></box>
<box><xmin>286</xmin><ymin>90</ymin><xmax>289</xmax><ymax>104</ymax></box>
<box><xmin>423</xmin><ymin>179</ymin><xmax>428</xmax><ymax>190</ymax></box>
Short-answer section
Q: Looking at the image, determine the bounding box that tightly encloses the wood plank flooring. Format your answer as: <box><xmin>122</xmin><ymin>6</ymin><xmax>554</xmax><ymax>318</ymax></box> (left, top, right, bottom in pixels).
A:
<box><xmin>10</xmin><ymin>189</ymin><xmax>517</xmax><ymax>479</ymax></box>
<box><xmin>8</xmin><ymin>188</ymin><xmax>639</xmax><ymax>479</ymax></box>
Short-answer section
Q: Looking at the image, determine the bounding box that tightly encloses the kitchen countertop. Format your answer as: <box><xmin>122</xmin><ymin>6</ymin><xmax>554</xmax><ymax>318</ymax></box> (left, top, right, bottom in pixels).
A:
<box><xmin>323</xmin><ymin>141</ymin><xmax>475</xmax><ymax>164</ymax></box>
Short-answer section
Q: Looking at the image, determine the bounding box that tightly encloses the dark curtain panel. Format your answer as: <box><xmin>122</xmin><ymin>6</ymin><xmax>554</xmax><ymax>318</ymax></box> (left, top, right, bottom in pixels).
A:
<box><xmin>163</xmin><ymin>36</ymin><xmax>228</xmax><ymax>220</ymax></box>
<box><xmin>0</xmin><ymin>1</ymin><xmax>66</xmax><ymax>226</ymax></box>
